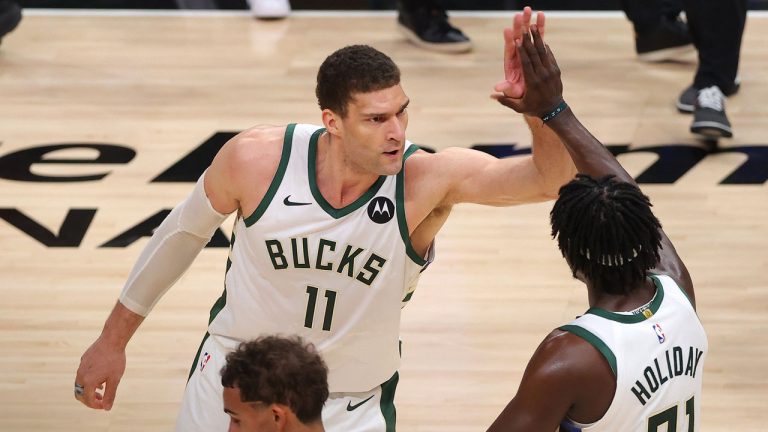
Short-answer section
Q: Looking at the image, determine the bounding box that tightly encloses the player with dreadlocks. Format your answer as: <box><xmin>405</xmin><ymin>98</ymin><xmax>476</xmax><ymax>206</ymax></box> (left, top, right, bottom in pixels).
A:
<box><xmin>487</xmin><ymin>26</ymin><xmax>707</xmax><ymax>431</ymax></box>
<box><xmin>551</xmin><ymin>173</ymin><xmax>663</xmax><ymax>296</ymax></box>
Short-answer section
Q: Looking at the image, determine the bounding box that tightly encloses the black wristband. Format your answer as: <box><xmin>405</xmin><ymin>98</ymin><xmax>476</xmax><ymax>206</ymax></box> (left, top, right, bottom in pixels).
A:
<box><xmin>541</xmin><ymin>100</ymin><xmax>568</xmax><ymax>123</ymax></box>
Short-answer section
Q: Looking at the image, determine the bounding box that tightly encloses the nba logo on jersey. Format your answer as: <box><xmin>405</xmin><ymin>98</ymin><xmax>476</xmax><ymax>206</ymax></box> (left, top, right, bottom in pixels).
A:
<box><xmin>652</xmin><ymin>323</ymin><xmax>666</xmax><ymax>344</ymax></box>
<box><xmin>199</xmin><ymin>352</ymin><xmax>211</xmax><ymax>372</ymax></box>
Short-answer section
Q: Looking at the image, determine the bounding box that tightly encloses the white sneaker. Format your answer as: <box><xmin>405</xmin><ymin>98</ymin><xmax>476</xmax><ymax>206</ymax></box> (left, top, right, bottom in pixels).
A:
<box><xmin>247</xmin><ymin>0</ymin><xmax>291</xmax><ymax>19</ymax></box>
<box><xmin>691</xmin><ymin>86</ymin><xmax>732</xmax><ymax>139</ymax></box>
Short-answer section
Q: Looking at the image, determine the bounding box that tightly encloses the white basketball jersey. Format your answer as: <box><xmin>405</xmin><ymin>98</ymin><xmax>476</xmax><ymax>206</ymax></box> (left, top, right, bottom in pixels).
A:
<box><xmin>559</xmin><ymin>275</ymin><xmax>708</xmax><ymax>432</ymax></box>
<box><xmin>207</xmin><ymin>123</ymin><xmax>429</xmax><ymax>392</ymax></box>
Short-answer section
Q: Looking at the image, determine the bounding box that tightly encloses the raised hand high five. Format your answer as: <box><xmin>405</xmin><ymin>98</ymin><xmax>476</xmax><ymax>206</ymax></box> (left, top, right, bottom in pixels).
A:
<box><xmin>493</xmin><ymin>25</ymin><xmax>564</xmax><ymax>119</ymax></box>
<box><xmin>493</xmin><ymin>7</ymin><xmax>545</xmax><ymax>99</ymax></box>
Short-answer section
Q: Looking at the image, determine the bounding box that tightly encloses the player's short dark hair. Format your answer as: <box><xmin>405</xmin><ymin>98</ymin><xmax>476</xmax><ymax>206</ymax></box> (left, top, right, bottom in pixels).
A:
<box><xmin>550</xmin><ymin>174</ymin><xmax>662</xmax><ymax>295</ymax></box>
<box><xmin>316</xmin><ymin>44</ymin><xmax>401</xmax><ymax>117</ymax></box>
<box><xmin>220</xmin><ymin>336</ymin><xmax>329</xmax><ymax>424</ymax></box>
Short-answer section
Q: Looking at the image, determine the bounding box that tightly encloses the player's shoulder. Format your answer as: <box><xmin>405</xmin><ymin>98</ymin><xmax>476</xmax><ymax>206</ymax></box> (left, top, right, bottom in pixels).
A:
<box><xmin>226</xmin><ymin>124</ymin><xmax>287</xmax><ymax>160</ymax></box>
<box><xmin>216</xmin><ymin>124</ymin><xmax>295</xmax><ymax>173</ymax></box>
<box><xmin>208</xmin><ymin>124</ymin><xmax>293</xmax><ymax>190</ymax></box>
<box><xmin>526</xmin><ymin>329</ymin><xmax>616</xmax><ymax>420</ymax></box>
<box><xmin>537</xmin><ymin>329</ymin><xmax>591</xmax><ymax>363</ymax></box>
<box><xmin>530</xmin><ymin>329</ymin><xmax>611</xmax><ymax>381</ymax></box>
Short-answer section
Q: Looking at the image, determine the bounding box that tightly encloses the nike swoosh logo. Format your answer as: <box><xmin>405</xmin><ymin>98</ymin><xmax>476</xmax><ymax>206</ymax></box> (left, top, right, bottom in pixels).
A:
<box><xmin>346</xmin><ymin>395</ymin><xmax>375</xmax><ymax>411</ymax></box>
<box><xmin>283</xmin><ymin>195</ymin><xmax>312</xmax><ymax>206</ymax></box>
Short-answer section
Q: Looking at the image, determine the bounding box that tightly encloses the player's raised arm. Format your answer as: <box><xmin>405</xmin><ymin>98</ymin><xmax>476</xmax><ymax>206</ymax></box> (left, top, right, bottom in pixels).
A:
<box><xmin>496</xmin><ymin>25</ymin><xmax>694</xmax><ymax>304</ymax></box>
<box><xmin>421</xmin><ymin>9</ymin><xmax>575</xmax><ymax>210</ymax></box>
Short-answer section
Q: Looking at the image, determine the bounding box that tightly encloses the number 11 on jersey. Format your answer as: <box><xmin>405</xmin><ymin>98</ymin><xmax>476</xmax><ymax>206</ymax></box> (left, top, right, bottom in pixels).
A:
<box><xmin>305</xmin><ymin>286</ymin><xmax>336</xmax><ymax>331</ymax></box>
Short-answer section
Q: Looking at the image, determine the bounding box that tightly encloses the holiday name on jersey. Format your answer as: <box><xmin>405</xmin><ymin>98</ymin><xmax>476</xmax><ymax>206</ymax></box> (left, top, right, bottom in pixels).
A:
<box><xmin>631</xmin><ymin>345</ymin><xmax>705</xmax><ymax>406</ymax></box>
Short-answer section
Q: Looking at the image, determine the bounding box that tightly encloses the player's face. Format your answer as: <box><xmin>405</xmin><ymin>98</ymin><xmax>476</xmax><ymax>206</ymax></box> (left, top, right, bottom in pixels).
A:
<box><xmin>339</xmin><ymin>84</ymin><xmax>410</xmax><ymax>176</ymax></box>
<box><xmin>223</xmin><ymin>387</ymin><xmax>279</xmax><ymax>432</ymax></box>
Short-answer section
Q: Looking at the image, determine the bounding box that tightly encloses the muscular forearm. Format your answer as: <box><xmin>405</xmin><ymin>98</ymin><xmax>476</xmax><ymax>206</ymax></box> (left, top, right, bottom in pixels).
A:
<box><xmin>543</xmin><ymin>108</ymin><xmax>635</xmax><ymax>185</ymax></box>
<box><xmin>525</xmin><ymin>114</ymin><xmax>577</xmax><ymax>193</ymax></box>
<box><xmin>99</xmin><ymin>301</ymin><xmax>144</xmax><ymax>349</ymax></box>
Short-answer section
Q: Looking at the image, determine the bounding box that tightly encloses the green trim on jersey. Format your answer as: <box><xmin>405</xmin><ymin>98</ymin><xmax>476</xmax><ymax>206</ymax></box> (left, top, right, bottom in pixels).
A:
<box><xmin>396</xmin><ymin>145</ymin><xmax>428</xmax><ymax>266</ymax></box>
<box><xmin>402</xmin><ymin>291</ymin><xmax>414</xmax><ymax>303</ymax></box>
<box><xmin>189</xmin><ymin>228</ymin><xmax>237</xmax><ymax>380</ymax></box>
<box><xmin>308</xmin><ymin>128</ymin><xmax>387</xmax><ymax>219</ymax></box>
<box><xmin>650</xmin><ymin>273</ymin><xmax>695</xmax><ymax>308</ymax></box>
<box><xmin>559</xmin><ymin>324</ymin><xmax>618</xmax><ymax>376</ymax></box>
<box><xmin>585</xmin><ymin>277</ymin><xmax>665</xmax><ymax>323</ymax></box>
<box><xmin>379</xmin><ymin>371</ymin><xmax>399</xmax><ymax>432</ymax></box>
<box><xmin>209</xmin><ymin>227</ymin><xmax>236</xmax><ymax>325</ymax></box>
<box><xmin>244</xmin><ymin>123</ymin><xmax>296</xmax><ymax>227</ymax></box>
<box><xmin>188</xmin><ymin>332</ymin><xmax>211</xmax><ymax>381</ymax></box>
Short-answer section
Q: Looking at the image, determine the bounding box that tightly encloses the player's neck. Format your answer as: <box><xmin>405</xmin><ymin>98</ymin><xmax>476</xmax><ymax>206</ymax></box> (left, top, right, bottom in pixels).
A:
<box><xmin>287</xmin><ymin>420</ymin><xmax>324</xmax><ymax>432</ymax></box>
<box><xmin>315</xmin><ymin>131</ymin><xmax>380</xmax><ymax>208</ymax></box>
<box><xmin>586</xmin><ymin>278</ymin><xmax>657</xmax><ymax>312</ymax></box>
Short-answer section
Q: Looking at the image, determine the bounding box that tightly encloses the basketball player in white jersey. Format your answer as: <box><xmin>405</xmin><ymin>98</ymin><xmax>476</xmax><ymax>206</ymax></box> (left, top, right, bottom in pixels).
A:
<box><xmin>220</xmin><ymin>336</ymin><xmax>328</xmax><ymax>432</ymax></box>
<box><xmin>487</xmin><ymin>27</ymin><xmax>707</xmax><ymax>431</ymax></box>
<box><xmin>74</xmin><ymin>8</ymin><xmax>579</xmax><ymax>431</ymax></box>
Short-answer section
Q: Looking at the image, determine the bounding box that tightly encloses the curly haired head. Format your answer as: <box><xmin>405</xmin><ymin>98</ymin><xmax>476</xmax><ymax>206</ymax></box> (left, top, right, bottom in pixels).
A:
<box><xmin>221</xmin><ymin>336</ymin><xmax>329</xmax><ymax>424</ymax></box>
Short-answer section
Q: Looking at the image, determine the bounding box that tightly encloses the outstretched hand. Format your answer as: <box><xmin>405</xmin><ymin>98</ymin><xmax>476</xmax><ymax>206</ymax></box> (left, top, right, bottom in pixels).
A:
<box><xmin>494</xmin><ymin>6</ymin><xmax>545</xmax><ymax>99</ymax></box>
<box><xmin>493</xmin><ymin>25</ymin><xmax>564</xmax><ymax>118</ymax></box>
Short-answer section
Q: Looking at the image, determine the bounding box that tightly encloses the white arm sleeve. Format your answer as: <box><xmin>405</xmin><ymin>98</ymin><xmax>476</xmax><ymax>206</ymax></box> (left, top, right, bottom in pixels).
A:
<box><xmin>119</xmin><ymin>173</ymin><xmax>230</xmax><ymax>316</ymax></box>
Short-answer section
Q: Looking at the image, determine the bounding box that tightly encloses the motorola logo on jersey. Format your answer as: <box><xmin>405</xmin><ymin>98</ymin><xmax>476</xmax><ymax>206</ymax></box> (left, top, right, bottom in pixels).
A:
<box><xmin>367</xmin><ymin>197</ymin><xmax>394</xmax><ymax>224</ymax></box>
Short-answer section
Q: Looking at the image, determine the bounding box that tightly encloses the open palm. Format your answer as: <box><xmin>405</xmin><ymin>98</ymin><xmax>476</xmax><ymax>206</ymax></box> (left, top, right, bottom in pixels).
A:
<box><xmin>494</xmin><ymin>7</ymin><xmax>546</xmax><ymax>99</ymax></box>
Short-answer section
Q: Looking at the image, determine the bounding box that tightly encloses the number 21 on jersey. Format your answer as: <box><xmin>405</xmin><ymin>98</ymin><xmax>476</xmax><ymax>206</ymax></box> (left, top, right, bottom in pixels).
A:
<box><xmin>648</xmin><ymin>396</ymin><xmax>695</xmax><ymax>432</ymax></box>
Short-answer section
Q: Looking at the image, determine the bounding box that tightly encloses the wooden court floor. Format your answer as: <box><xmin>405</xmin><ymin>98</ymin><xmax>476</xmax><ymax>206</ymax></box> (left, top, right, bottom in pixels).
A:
<box><xmin>1</xmin><ymin>10</ymin><xmax>766</xmax><ymax>431</ymax></box>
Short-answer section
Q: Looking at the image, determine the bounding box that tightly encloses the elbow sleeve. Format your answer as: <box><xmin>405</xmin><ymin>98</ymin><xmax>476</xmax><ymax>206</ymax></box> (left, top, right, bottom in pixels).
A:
<box><xmin>119</xmin><ymin>173</ymin><xmax>229</xmax><ymax>316</ymax></box>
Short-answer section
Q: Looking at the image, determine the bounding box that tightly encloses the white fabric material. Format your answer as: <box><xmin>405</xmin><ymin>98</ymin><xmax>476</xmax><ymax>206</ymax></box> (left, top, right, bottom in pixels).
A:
<box><xmin>177</xmin><ymin>334</ymin><xmax>391</xmax><ymax>432</ymax></box>
<box><xmin>562</xmin><ymin>275</ymin><xmax>707</xmax><ymax>431</ymax></box>
<box><xmin>119</xmin><ymin>173</ymin><xmax>229</xmax><ymax>316</ymax></box>
<box><xmin>208</xmin><ymin>123</ymin><xmax>428</xmax><ymax>393</ymax></box>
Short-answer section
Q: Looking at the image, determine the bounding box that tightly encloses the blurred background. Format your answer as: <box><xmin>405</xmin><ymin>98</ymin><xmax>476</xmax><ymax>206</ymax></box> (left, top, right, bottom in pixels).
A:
<box><xmin>14</xmin><ymin>0</ymin><xmax>768</xmax><ymax>10</ymax></box>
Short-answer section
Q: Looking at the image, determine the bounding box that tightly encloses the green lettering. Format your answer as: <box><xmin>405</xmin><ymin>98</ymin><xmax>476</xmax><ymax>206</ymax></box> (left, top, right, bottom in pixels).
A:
<box><xmin>631</xmin><ymin>380</ymin><xmax>650</xmax><ymax>405</ymax></box>
<box><xmin>654</xmin><ymin>358</ymin><xmax>669</xmax><ymax>385</ymax></box>
<box><xmin>356</xmin><ymin>253</ymin><xmax>387</xmax><ymax>286</ymax></box>
<box><xmin>685</xmin><ymin>347</ymin><xmax>695</xmax><ymax>376</ymax></box>
<box><xmin>665</xmin><ymin>350</ymin><xmax>674</xmax><ymax>379</ymax></box>
<box><xmin>265</xmin><ymin>239</ymin><xmax>288</xmax><ymax>270</ymax></box>
<box><xmin>316</xmin><ymin>239</ymin><xmax>336</xmax><ymax>270</ymax></box>
<box><xmin>337</xmin><ymin>245</ymin><xmax>363</xmax><ymax>277</ymax></box>
<box><xmin>644</xmin><ymin>366</ymin><xmax>660</xmax><ymax>392</ymax></box>
<box><xmin>673</xmin><ymin>346</ymin><xmax>684</xmax><ymax>376</ymax></box>
<box><xmin>291</xmin><ymin>237</ymin><xmax>310</xmax><ymax>268</ymax></box>
<box><xmin>692</xmin><ymin>348</ymin><xmax>704</xmax><ymax>378</ymax></box>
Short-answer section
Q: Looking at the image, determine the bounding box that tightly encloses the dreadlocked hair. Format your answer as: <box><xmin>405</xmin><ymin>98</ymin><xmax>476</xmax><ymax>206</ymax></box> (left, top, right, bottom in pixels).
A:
<box><xmin>550</xmin><ymin>174</ymin><xmax>662</xmax><ymax>295</ymax></box>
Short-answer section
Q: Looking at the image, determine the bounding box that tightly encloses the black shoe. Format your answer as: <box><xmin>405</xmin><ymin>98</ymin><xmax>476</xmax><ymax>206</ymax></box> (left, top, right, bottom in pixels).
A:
<box><xmin>0</xmin><ymin>0</ymin><xmax>21</xmax><ymax>45</ymax></box>
<box><xmin>690</xmin><ymin>86</ymin><xmax>732</xmax><ymax>139</ymax></box>
<box><xmin>676</xmin><ymin>77</ymin><xmax>741</xmax><ymax>113</ymax></box>
<box><xmin>397</xmin><ymin>4</ymin><xmax>471</xmax><ymax>53</ymax></box>
<box><xmin>635</xmin><ymin>16</ymin><xmax>694</xmax><ymax>62</ymax></box>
